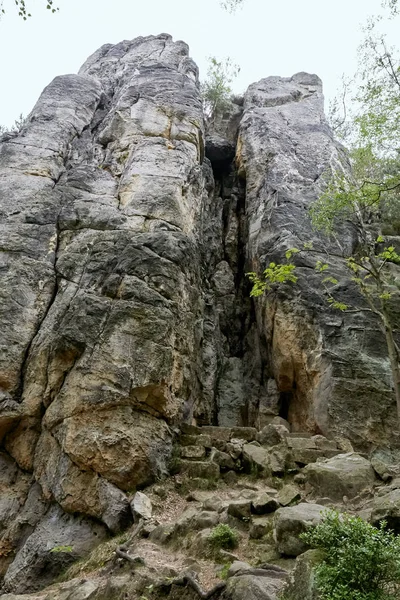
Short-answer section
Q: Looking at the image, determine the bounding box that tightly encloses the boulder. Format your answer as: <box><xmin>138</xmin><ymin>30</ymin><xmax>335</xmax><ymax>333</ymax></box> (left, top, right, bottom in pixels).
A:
<box><xmin>277</xmin><ymin>485</ymin><xmax>302</xmax><ymax>507</ymax></box>
<box><xmin>2</xmin><ymin>505</ymin><xmax>107</xmax><ymax>593</ymax></box>
<box><xmin>370</xmin><ymin>449</ymin><xmax>400</xmax><ymax>481</ymax></box>
<box><xmin>211</xmin><ymin>448</ymin><xmax>236</xmax><ymax>470</ymax></box>
<box><xmin>252</xmin><ymin>494</ymin><xmax>280</xmax><ymax>515</ymax></box>
<box><xmin>242</xmin><ymin>444</ymin><xmax>271</xmax><ymax>476</ymax></box>
<box><xmin>371</xmin><ymin>488</ymin><xmax>400</xmax><ymax>533</ymax></box>
<box><xmin>274</xmin><ymin>503</ymin><xmax>325</xmax><ymax>556</ymax></box>
<box><xmin>180</xmin><ymin>445</ymin><xmax>206</xmax><ymax>460</ymax></box>
<box><xmin>226</xmin><ymin>439</ymin><xmax>244</xmax><ymax>460</ymax></box>
<box><xmin>257</xmin><ymin>424</ymin><xmax>288</xmax><ymax>447</ymax></box>
<box><xmin>228</xmin><ymin>500</ymin><xmax>252</xmax><ymax>521</ymax></box>
<box><xmin>249</xmin><ymin>517</ymin><xmax>272</xmax><ymax>539</ymax></box>
<box><xmin>131</xmin><ymin>491</ymin><xmax>152</xmax><ymax>521</ymax></box>
<box><xmin>222</xmin><ymin>566</ymin><xmax>287</xmax><ymax>600</ymax></box>
<box><xmin>281</xmin><ymin>549</ymin><xmax>323</xmax><ymax>600</ymax></box>
<box><xmin>304</xmin><ymin>453</ymin><xmax>376</xmax><ymax>500</ymax></box>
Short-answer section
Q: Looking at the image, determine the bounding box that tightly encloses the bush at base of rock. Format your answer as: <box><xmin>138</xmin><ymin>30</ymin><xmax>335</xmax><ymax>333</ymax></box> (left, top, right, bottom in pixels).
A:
<box><xmin>208</xmin><ymin>524</ymin><xmax>239</xmax><ymax>551</ymax></box>
<box><xmin>300</xmin><ymin>510</ymin><xmax>400</xmax><ymax>600</ymax></box>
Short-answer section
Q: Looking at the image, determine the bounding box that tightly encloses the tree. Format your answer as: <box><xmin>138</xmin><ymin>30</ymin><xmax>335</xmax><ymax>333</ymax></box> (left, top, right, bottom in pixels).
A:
<box><xmin>220</xmin><ymin>0</ymin><xmax>245</xmax><ymax>12</ymax></box>
<box><xmin>0</xmin><ymin>114</ymin><xmax>26</xmax><ymax>137</ymax></box>
<box><xmin>201</xmin><ymin>56</ymin><xmax>240</xmax><ymax>126</ymax></box>
<box><xmin>300</xmin><ymin>510</ymin><xmax>400</xmax><ymax>600</ymax></box>
<box><xmin>0</xmin><ymin>0</ymin><xmax>58</xmax><ymax>19</ymax></box>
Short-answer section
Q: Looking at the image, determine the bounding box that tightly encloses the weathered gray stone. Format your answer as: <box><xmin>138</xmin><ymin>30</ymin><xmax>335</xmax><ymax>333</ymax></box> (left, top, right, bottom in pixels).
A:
<box><xmin>252</xmin><ymin>495</ymin><xmax>280</xmax><ymax>515</ymax></box>
<box><xmin>287</xmin><ymin>438</ymin><xmax>317</xmax><ymax>450</ymax></box>
<box><xmin>277</xmin><ymin>485</ymin><xmax>302</xmax><ymax>507</ymax></box>
<box><xmin>201</xmin><ymin>427</ymin><xmax>232</xmax><ymax>442</ymax></box>
<box><xmin>242</xmin><ymin>444</ymin><xmax>271</xmax><ymax>476</ymax></box>
<box><xmin>197</xmin><ymin>434</ymin><xmax>213</xmax><ymax>448</ymax></box>
<box><xmin>281</xmin><ymin>549</ymin><xmax>323</xmax><ymax>600</ymax></box>
<box><xmin>222</xmin><ymin>566</ymin><xmax>287</xmax><ymax>600</ymax></box>
<box><xmin>1</xmin><ymin>31</ymin><xmax>398</xmax><ymax>595</ymax></box>
<box><xmin>237</xmin><ymin>72</ymin><xmax>398</xmax><ymax>446</ymax></box>
<box><xmin>249</xmin><ymin>517</ymin><xmax>272</xmax><ymax>539</ymax></box>
<box><xmin>180</xmin><ymin>445</ymin><xmax>207</xmax><ymax>460</ymax></box>
<box><xmin>304</xmin><ymin>453</ymin><xmax>376</xmax><ymax>500</ymax></box>
<box><xmin>371</xmin><ymin>488</ymin><xmax>400</xmax><ymax>533</ymax></box>
<box><xmin>211</xmin><ymin>448</ymin><xmax>236</xmax><ymax>470</ymax></box>
<box><xmin>228</xmin><ymin>500</ymin><xmax>252</xmax><ymax>521</ymax></box>
<box><xmin>2</xmin><ymin>505</ymin><xmax>107</xmax><ymax>593</ymax></box>
<box><xmin>312</xmin><ymin>435</ymin><xmax>338</xmax><ymax>452</ymax></box>
<box><xmin>226</xmin><ymin>439</ymin><xmax>244</xmax><ymax>460</ymax></box>
<box><xmin>294</xmin><ymin>449</ymin><xmax>323</xmax><ymax>466</ymax></box>
<box><xmin>257</xmin><ymin>424</ymin><xmax>289</xmax><ymax>447</ymax></box>
<box><xmin>274</xmin><ymin>503</ymin><xmax>325</xmax><ymax>556</ymax></box>
<box><xmin>179</xmin><ymin>460</ymin><xmax>220</xmax><ymax>480</ymax></box>
<box><xmin>370</xmin><ymin>449</ymin><xmax>400</xmax><ymax>481</ymax></box>
<box><xmin>131</xmin><ymin>491</ymin><xmax>152</xmax><ymax>521</ymax></box>
<box><xmin>231</xmin><ymin>427</ymin><xmax>257</xmax><ymax>441</ymax></box>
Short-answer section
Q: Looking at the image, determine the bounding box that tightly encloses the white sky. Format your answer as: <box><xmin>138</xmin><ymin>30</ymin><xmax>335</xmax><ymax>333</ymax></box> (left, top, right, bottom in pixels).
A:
<box><xmin>0</xmin><ymin>0</ymin><xmax>398</xmax><ymax>128</ymax></box>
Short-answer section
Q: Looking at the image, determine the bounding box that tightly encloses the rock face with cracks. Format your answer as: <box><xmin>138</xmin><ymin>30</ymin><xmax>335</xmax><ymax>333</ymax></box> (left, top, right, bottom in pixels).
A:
<box><xmin>0</xmin><ymin>32</ymin><xmax>399</xmax><ymax>594</ymax></box>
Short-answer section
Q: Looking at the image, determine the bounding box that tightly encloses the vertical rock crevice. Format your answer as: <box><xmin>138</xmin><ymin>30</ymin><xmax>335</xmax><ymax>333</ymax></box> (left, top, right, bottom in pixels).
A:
<box><xmin>1</xmin><ymin>36</ymin><xmax>399</xmax><ymax>594</ymax></box>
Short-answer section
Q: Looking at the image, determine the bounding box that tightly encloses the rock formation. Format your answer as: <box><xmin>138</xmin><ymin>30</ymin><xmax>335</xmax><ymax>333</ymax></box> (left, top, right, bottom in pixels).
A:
<box><xmin>0</xmin><ymin>33</ymin><xmax>399</xmax><ymax>596</ymax></box>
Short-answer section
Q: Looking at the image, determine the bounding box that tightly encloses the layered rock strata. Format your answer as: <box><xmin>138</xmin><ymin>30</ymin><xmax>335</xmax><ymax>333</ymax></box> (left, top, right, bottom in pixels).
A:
<box><xmin>0</xmin><ymin>33</ymin><xmax>398</xmax><ymax>592</ymax></box>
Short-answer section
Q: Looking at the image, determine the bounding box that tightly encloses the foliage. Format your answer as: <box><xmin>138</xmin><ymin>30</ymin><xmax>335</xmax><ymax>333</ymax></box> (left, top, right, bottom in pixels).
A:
<box><xmin>247</xmin><ymin>252</ymin><xmax>298</xmax><ymax>297</ymax></box>
<box><xmin>300</xmin><ymin>510</ymin><xmax>400</xmax><ymax>600</ymax></box>
<box><xmin>220</xmin><ymin>0</ymin><xmax>244</xmax><ymax>12</ymax></box>
<box><xmin>201</xmin><ymin>56</ymin><xmax>240</xmax><ymax>124</ymax></box>
<box><xmin>0</xmin><ymin>0</ymin><xmax>58</xmax><ymax>19</ymax></box>
<box><xmin>0</xmin><ymin>114</ymin><xmax>26</xmax><ymax>137</ymax></box>
<box><xmin>50</xmin><ymin>545</ymin><xmax>73</xmax><ymax>553</ymax></box>
<box><xmin>218</xmin><ymin>563</ymin><xmax>231</xmax><ymax>580</ymax></box>
<box><xmin>208</xmin><ymin>524</ymin><xmax>239</xmax><ymax>550</ymax></box>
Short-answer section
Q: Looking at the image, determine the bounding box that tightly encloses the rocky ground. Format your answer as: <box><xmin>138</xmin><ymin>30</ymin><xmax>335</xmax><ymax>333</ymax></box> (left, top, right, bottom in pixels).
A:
<box><xmin>2</xmin><ymin>419</ymin><xmax>400</xmax><ymax>599</ymax></box>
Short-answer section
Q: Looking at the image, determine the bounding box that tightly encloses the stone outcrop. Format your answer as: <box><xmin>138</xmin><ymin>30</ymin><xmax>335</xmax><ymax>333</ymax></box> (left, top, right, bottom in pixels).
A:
<box><xmin>236</xmin><ymin>73</ymin><xmax>399</xmax><ymax>449</ymax></box>
<box><xmin>0</xmin><ymin>32</ymin><xmax>399</xmax><ymax>594</ymax></box>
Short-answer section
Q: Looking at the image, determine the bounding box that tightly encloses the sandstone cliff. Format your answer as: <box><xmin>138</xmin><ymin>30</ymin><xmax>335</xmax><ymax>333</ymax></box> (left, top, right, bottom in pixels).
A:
<box><xmin>0</xmin><ymin>33</ymin><xmax>398</xmax><ymax>595</ymax></box>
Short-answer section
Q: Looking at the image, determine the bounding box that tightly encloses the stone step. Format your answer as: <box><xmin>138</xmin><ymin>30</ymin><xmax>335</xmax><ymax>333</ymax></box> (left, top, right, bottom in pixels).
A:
<box><xmin>200</xmin><ymin>426</ymin><xmax>232</xmax><ymax>441</ymax></box>
<box><xmin>180</xmin><ymin>424</ymin><xmax>257</xmax><ymax>442</ymax></box>
<box><xmin>181</xmin><ymin>423</ymin><xmax>202</xmax><ymax>436</ymax></box>
<box><xmin>178</xmin><ymin>460</ymin><xmax>220</xmax><ymax>479</ymax></box>
<box><xmin>179</xmin><ymin>433</ymin><xmax>212</xmax><ymax>448</ymax></box>
<box><xmin>180</xmin><ymin>445</ymin><xmax>206</xmax><ymax>460</ymax></box>
<box><xmin>287</xmin><ymin>438</ymin><xmax>317</xmax><ymax>450</ymax></box>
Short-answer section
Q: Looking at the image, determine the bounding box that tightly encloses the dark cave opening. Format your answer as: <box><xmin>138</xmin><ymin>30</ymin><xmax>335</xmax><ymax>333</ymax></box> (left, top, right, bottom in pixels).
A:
<box><xmin>279</xmin><ymin>391</ymin><xmax>293</xmax><ymax>422</ymax></box>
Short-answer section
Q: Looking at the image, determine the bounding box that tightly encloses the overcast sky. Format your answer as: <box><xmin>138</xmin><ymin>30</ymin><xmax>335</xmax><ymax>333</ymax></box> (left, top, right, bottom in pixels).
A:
<box><xmin>0</xmin><ymin>0</ymin><xmax>397</xmax><ymax>128</ymax></box>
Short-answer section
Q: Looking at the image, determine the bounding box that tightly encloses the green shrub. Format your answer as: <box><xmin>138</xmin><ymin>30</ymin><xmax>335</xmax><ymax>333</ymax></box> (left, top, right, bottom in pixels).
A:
<box><xmin>208</xmin><ymin>524</ymin><xmax>239</xmax><ymax>550</ymax></box>
<box><xmin>300</xmin><ymin>510</ymin><xmax>400</xmax><ymax>600</ymax></box>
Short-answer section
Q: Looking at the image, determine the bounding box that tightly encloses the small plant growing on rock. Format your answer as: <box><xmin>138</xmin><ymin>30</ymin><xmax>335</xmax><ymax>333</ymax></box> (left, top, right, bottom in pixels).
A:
<box><xmin>50</xmin><ymin>545</ymin><xmax>73</xmax><ymax>553</ymax></box>
<box><xmin>208</xmin><ymin>524</ymin><xmax>239</xmax><ymax>550</ymax></box>
<box><xmin>300</xmin><ymin>510</ymin><xmax>400</xmax><ymax>600</ymax></box>
<box><xmin>201</xmin><ymin>57</ymin><xmax>240</xmax><ymax>125</ymax></box>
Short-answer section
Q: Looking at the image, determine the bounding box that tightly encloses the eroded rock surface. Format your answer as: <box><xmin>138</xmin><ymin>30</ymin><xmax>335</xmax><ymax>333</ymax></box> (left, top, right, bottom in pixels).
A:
<box><xmin>0</xmin><ymin>32</ymin><xmax>399</xmax><ymax>594</ymax></box>
<box><xmin>236</xmin><ymin>73</ymin><xmax>399</xmax><ymax>448</ymax></box>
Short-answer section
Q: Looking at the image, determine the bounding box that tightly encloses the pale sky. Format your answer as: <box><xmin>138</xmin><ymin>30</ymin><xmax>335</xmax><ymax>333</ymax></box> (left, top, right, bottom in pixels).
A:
<box><xmin>0</xmin><ymin>0</ymin><xmax>398</xmax><ymax>128</ymax></box>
